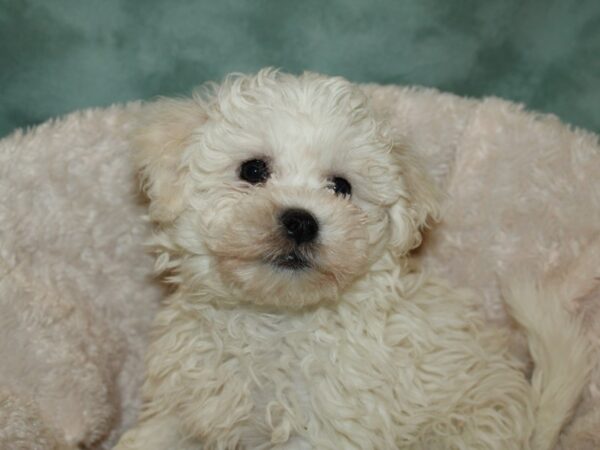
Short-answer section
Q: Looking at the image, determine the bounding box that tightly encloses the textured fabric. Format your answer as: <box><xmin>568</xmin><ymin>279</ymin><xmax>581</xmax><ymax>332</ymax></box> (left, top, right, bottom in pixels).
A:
<box><xmin>0</xmin><ymin>104</ymin><xmax>163</xmax><ymax>449</ymax></box>
<box><xmin>1</xmin><ymin>0</ymin><xmax>599</xmax><ymax>138</ymax></box>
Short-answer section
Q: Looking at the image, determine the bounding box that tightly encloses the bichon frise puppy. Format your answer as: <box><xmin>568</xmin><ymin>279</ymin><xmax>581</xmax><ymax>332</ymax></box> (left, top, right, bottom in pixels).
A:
<box><xmin>116</xmin><ymin>69</ymin><xmax>591</xmax><ymax>450</ymax></box>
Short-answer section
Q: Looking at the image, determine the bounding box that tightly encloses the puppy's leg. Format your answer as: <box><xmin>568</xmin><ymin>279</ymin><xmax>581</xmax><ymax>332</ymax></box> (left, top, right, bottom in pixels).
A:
<box><xmin>504</xmin><ymin>278</ymin><xmax>593</xmax><ymax>450</ymax></box>
<box><xmin>115</xmin><ymin>415</ymin><xmax>199</xmax><ymax>450</ymax></box>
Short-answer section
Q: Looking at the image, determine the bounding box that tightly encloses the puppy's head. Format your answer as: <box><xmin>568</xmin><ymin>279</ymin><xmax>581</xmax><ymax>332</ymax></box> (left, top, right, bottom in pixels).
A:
<box><xmin>135</xmin><ymin>69</ymin><xmax>439</xmax><ymax>308</ymax></box>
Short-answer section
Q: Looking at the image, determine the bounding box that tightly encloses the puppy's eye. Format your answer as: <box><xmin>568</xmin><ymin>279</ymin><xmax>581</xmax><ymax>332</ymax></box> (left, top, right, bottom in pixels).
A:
<box><xmin>239</xmin><ymin>159</ymin><xmax>270</xmax><ymax>184</ymax></box>
<box><xmin>329</xmin><ymin>176</ymin><xmax>352</xmax><ymax>197</ymax></box>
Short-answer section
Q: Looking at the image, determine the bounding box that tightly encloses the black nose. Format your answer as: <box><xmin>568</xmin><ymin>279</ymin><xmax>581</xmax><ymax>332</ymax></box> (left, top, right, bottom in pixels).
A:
<box><xmin>279</xmin><ymin>208</ymin><xmax>319</xmax><ymax>245</ymax></box>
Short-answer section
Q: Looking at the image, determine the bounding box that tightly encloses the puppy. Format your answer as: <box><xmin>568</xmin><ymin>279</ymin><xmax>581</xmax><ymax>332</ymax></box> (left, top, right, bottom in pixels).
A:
<box><xmin>116</xmin><ymin>69</ymin><xmax>591</xmax><ymax>450</ymax></box>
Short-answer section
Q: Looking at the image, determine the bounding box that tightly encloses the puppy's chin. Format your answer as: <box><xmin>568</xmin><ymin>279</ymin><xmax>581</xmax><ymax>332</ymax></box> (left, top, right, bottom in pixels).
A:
<box><xmin>215</xmin><ymin>256</ymin><xmax>342</xmax><ymax>309</ymax></box>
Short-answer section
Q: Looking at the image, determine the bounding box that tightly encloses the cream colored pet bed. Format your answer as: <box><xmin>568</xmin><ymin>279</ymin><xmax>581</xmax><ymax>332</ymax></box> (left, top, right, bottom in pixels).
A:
<box><xmin>1</xmin><ymin>86</ymin><xmax>598</xmax><ymax>449</ymax></box>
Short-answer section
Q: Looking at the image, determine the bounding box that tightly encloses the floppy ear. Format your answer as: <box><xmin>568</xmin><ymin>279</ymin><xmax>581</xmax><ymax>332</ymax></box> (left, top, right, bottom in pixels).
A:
<box><xmin>388</xmin><ymin>145</ymin><xmax>442</xmax><ymax>255</ymax></box>
<box><xmin>132</xmin><ymin>97</ymin><xmax>208</xmax><ymax>223</ymax></box>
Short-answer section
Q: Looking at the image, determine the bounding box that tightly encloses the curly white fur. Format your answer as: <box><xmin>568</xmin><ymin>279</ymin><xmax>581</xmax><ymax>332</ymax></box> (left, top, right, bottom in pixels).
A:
<box><xmin>111</xmin><ymin>69</ymin><xmax>592</xmax><ymax>450</ymax></box>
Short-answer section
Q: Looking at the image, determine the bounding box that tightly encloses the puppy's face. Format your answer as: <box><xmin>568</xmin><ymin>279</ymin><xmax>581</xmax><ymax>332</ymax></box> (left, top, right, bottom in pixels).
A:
<box><xmin>136</xmin><ymin>70</ymin><xmax>438</xmax><ymax>308</ymax></box>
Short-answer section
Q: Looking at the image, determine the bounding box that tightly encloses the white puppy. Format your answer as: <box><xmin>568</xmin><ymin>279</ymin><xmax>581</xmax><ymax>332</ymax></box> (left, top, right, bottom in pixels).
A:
<box><xmin>116</xmin><ymin>69</ymin><xmax>591</xmax><ymax>450</ymax></box>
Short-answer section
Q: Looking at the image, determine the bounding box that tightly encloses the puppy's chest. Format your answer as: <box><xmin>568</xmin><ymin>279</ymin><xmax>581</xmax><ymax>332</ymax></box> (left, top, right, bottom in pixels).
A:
<box><xmin>209</xmin><ymin>305</ymin><xmax>409</xmax><ymax>441</ymax></box>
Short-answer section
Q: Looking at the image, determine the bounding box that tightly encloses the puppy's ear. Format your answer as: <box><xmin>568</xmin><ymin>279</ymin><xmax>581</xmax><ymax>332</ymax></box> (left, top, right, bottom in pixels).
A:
<box><xmin>132</xmin><ymin>97</ymin><xmax>207</xmax><ymax>223</ymax></box>
<box><xmin>388</xmin><ymin>146</ymin><xmax>442</xmax><ymax>255</ymax></box>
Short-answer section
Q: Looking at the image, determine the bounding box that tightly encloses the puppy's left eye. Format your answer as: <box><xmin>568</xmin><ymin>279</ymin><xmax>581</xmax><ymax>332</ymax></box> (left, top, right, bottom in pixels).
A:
<box><xmin>329</xmin><ymin>176</ymin><xmax>352</xmax><ymax>197</ymax></box>
<box><xmin>239</xmin><ymin>159</ymin><xmax>270</xmax><ymax>184</ymax></box>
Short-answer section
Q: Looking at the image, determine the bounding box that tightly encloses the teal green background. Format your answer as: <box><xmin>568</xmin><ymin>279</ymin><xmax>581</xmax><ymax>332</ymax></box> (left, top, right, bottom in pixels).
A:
<box><xmin>1</xmin><ymin>0</ymin><xmax>599</xmax><ymax>138</ymax></box>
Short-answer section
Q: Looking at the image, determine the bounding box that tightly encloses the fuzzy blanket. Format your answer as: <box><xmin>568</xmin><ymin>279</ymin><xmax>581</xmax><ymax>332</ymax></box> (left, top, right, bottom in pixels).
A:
<box><xmin>0</xmin><ymin>86</ymin><xmax>598</xmax><ymax>449</ymax></box>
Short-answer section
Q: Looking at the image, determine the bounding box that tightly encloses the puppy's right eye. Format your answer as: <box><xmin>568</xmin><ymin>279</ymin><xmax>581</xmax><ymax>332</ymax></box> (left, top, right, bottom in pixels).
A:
<box><xmin>329</xmin><ymin>176</ymin><xmax>352</xmax><ymax>197</ymax></box>
<box><xmin>239</xmin><ymin>159</ymin><xmax>270</xmax><ymax>184</ymax></box>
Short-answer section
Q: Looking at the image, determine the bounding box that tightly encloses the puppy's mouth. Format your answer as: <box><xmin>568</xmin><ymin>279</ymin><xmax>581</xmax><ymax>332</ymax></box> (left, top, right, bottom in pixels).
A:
<box><xmin>269</xmin><ymin>251</ymin><xmax>311</xmax><ymax>271</ymax></box>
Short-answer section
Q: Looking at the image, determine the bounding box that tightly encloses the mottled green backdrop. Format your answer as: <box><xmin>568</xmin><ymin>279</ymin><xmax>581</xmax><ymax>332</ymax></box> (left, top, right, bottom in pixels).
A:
<box><xmin>1</xmin><ymin>0</ymin><xmax>599</xmax><ymax>138</ymax></box>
